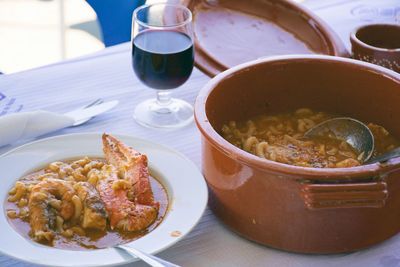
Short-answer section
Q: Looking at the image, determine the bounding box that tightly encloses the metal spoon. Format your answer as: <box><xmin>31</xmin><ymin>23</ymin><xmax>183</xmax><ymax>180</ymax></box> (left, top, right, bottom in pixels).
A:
<box><xmin>305</xmin><ymin>117</ymin><xmax>400</xmax><ymax>165</ymax></box>
<box><xmin>115</xmin><ymin>245</ymin><xmax>181</xmax><ymax>267</ymax></box>
<box><xmin>304</xmin><ymin>117</ymin><xmax>375</xmax><ymax>163</ymax></box>
<box><xmin>365</xmin><ymin>147</ymin><xmax>400</xmax><ymax>164</ymax></box>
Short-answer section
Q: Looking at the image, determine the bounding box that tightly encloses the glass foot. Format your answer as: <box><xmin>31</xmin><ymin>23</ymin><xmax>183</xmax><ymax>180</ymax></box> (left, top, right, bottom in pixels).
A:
<box><xmin>133</xmin><ymin>98</ymin><xmax>194</xmax><ymax>129</ymax></box>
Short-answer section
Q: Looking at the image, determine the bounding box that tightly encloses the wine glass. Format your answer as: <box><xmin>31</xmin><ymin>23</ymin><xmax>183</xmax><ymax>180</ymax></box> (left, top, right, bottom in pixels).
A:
<box><xmin>131</xmin><ymin>3</ymin><xmax>194</xmax><ymax>129</ymax></box>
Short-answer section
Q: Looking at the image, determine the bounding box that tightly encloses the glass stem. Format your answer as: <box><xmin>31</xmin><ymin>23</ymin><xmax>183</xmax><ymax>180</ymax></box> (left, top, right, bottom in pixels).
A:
<box><xmin>156</xmin><ymin>90</ymin><xmax>172</xmax><ymax>106</ymax></box>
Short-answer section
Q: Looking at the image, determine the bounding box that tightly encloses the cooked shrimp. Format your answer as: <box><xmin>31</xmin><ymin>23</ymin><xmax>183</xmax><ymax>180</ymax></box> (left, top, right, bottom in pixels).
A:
<box><xmin>28</xmin><ymin>179</ymin><xmax>75</xmax><ymax>242</ymax></box>
<box><xmin>102</xmin><ymin>134</ymin><xmax>156</xmax><ymax>206</ymax></box>
<box><xmin>74</xmin><ymin>182</ymin><xmax>107</xmax><ymax>230</ymax></box>
<box><xmin>96</xmin><ymin>165</ymin><xmax>158</xmax><ymax>231</ymax></box>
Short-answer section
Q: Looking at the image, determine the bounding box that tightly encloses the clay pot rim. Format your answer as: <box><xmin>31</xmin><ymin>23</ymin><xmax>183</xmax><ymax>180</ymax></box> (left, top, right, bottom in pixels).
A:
<box><xmin>194</xmin><ymin>54</ymin><xmax>400</xmax><ymax>179</ymax></box>
<box><xmin>350</xmin><ymin>24</ymin><xmax>400</xmax><ymax>53</ymax></box>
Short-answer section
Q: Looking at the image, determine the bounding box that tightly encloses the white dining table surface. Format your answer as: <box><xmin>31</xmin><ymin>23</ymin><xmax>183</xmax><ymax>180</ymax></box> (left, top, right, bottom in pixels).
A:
<box><xmin>1</xmin><ymin>0</ymin><xmax>399</xmax><ymax>266</ymax></box>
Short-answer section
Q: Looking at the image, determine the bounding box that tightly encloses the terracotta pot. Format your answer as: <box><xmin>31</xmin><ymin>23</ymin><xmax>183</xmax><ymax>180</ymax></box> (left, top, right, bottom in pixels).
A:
<box><xmin>350</xmin><ymin>24</ymin><xmax>400</xmax><ymax>73</ymax></box>
<box><xmin>194</xmin><ymin>55</ymin><xmax>400</xmax><ymax>254</ymax></box>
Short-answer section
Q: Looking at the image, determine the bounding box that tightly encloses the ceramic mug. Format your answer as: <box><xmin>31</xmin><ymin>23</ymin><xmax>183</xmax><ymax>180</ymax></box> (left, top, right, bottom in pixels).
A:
<box><xmin>350</xmin><ymin>24</ymin><xmax>400</xmax><ymax>73</ymax></box>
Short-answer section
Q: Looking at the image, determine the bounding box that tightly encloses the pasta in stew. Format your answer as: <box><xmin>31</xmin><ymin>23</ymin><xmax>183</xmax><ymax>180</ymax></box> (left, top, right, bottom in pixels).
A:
<box><xmin>221</xmin><ymin>108</ymin><xmax>399</xmax><ymax>168</ymax></box>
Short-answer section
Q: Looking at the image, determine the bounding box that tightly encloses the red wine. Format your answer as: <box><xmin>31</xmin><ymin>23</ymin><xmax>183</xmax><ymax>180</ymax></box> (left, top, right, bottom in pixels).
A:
<box><xmin>132</xmin><ymin>30</ymin><xmax>194</xmax><ymax>89</ymax></box>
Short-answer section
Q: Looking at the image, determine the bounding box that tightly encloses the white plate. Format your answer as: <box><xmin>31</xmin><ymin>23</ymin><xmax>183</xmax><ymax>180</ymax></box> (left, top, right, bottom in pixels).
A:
<box><xmin>0</xmin><ymin>133</ymin><xmax>208</xmax><ymax>267</ymax></box>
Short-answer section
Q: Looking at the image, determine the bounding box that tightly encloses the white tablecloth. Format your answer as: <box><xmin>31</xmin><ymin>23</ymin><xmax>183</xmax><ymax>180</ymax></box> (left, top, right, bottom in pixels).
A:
<box><xmin>1</xmin><ymin>0</ymin><xmax>399</xmax><ymax>266</ymax></box>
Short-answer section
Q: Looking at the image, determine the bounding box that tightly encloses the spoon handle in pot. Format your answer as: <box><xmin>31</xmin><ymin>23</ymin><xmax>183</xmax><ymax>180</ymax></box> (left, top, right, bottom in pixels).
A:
<box><xmin>365</xmin><ymin>147</ymin><xmax>400</xmax><ymax>164</ymax></box>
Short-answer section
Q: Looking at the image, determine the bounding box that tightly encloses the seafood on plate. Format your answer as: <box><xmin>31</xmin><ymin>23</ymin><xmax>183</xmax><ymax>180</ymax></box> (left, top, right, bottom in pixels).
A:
<box><xmin>5</xmin><ymin>134</ymin><xmax>168</xmax><ymax>250</ymax></box>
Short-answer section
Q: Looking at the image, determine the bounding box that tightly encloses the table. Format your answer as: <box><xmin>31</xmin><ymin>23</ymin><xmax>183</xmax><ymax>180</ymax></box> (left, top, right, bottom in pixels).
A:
<box><xmin>1</xmin><ymin>0</ymin><xmax>399</xmax><ymax>266</ymax></box>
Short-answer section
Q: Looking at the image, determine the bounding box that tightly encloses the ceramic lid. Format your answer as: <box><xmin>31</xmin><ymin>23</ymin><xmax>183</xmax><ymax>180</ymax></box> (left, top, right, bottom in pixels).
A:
<box><xmin>184</xmin><ymin>0</ymin><xmax>349</xmax><ymax>76</ymax></box>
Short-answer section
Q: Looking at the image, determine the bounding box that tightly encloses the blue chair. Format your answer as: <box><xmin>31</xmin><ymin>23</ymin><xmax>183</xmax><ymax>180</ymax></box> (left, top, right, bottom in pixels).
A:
<box><xmin>86</xmin><ymin>0</ymin><xmax>146</xmax><ymax>47</ymax></box>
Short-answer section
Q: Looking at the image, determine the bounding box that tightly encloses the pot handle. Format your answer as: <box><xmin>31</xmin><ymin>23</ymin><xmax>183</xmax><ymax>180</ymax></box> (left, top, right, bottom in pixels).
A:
<box><xmin>300</xmin><ymin>180</ymin><xmax>388</xmax><ymax>210</ymax></box>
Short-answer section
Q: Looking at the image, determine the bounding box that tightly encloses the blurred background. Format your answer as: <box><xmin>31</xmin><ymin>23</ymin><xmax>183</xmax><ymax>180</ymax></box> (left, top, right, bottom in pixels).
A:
<box><xmin>0</xmin><ymin>0</ymin><xmax>305</xmax><ymax>74</ymax></box>
<box><xmin>0</xmin><ymin>0</ymin><xmax>104</xmax><ymax>73</ymax></box>
<box><xmin>0</xmin><ymin>0</ymin><xmax>398</xmax><ymax>74</ymax></box>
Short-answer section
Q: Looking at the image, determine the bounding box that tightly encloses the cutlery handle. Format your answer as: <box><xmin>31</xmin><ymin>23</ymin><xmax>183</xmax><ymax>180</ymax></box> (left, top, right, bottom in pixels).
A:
<box><xmin>366</xmin><ymin>147</ymin><xmax>400</xmax><ymax>164</ymax></box>
<box><xmin>116</xmin><ymin>245</ymin><xmax>181</xmax><ymax>267</ymax></box>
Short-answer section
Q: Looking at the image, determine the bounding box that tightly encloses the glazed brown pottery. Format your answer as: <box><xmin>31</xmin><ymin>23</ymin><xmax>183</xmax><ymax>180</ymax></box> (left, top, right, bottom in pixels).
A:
<box><xmin>183</xmin><ymin>0</ymin><xmax>349</xmax><ymax>77</ymax></box>
<box><xmin>351</xmin><ymin>24</ymin><xmax>400</xmax><ymax>73</ymax></box>
<box><xmin>194</xmin><ymin>55</ymin><xmax>400</xmax><ymax>254</ymax></box>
